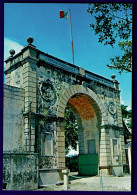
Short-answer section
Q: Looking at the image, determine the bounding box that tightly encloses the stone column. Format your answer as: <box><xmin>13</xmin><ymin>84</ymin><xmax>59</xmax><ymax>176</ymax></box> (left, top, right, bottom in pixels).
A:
<box><xmin>99</xmin><ymin>126</ymin><xmax>111</xmax><ymax>175</ymax></box>
<box><xmin>119</xmin><ymin>131</ymin><xmax>127</xmax><ymax>165</ymax></box>
<box><xmin>22</xmin><ymin>45</ymin><xmax>37</xmax><ymax>152</ymax></box>
<box><xmin>56</xmin><ymin>118</ymin><xmax>66</xmax><ymax>169</ymax></box>
<box><xmin>114</xmin><ymin>79</ymin><xmax>126</xmax><ymax>167</ymax></box>
<box><xmin>62</xmin><ymin>169</ymin><xmax>69</xmax><ymax>190</ymax></box>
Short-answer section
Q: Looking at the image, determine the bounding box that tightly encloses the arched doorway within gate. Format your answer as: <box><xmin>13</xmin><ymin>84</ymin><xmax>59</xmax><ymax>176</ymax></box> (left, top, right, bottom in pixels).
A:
<box><xmin>56</xmin><ymin>85</ymin><xmax>106</xmax><ymax>176</ymax></box>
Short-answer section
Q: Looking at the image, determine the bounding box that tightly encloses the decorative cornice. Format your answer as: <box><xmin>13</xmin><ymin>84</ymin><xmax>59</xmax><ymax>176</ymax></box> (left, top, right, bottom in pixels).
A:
<box><xmin>100</xmin><ymin>124</ymin><xmax>124</xmax><ymax>130</ymax></box>
<box><xmin>21</xmin><ymin>44</ymin><xmax>38</xmax><ymax>53</ymax></box>
<box><xmin>24</xmin><ymin>112</ymin><xmax>65</xmax><ymax>122</ymax></box>
<box><xmin>4</xmin><ymin>56</ymin><xmax>38</xmax><ymax>75</ymax></box>
<box><xmin>37</xmin><ymin>59</ymin><xmax>120</xmax><ymax>92</ymax></box>
<box><xmin>99</xmin><ymin>165</ymin><xmax>123</xmax><ymax>168</ymax></box>
<box><xmin>3</xmin><ymin>152</ymin><xmax>38</xmax><ymax>155</ymax></box>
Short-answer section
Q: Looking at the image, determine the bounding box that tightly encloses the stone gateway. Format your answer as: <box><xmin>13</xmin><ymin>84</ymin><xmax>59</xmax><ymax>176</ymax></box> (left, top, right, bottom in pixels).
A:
<box><xmin>3</xmin><ymin>38</ymin><xmax>126</xmax><ymax>190</ymax></box>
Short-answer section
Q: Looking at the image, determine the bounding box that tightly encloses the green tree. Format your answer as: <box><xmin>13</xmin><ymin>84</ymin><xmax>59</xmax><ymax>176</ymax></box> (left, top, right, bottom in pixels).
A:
<box><xmin>121</xmin><ymin>104</ymin><xmax>129</xmax><ymax>118</ymax></box>
<box><xmin>87</xmin><ymin>3</ymin><xmax>132</xmax><ymax>73</ymax></box>
<box><xmin>64</xmin><ymin>106</ymin><xmax>78</xmax><ymax>154</ymax></box>
<box><xmin>121</xmin><ymin>104</ymin><xmax>132</xmax><ymax>129</ymax></box>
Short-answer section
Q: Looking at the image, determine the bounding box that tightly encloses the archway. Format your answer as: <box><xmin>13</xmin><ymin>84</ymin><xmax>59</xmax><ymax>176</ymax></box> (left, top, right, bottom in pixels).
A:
<box><xmin>56</xmin><ymin>85</ymin><xmax>107</xmax><ymax>175</ymax></box>
<box><xmin>67</xmin><ymin>93</ymin><xmax>100</xmax><ymax>154</ymax></box>
<box><xmin>67</xmin><ymin>93</ymin><xmax>100</xmax><ymax>175</ymax></box>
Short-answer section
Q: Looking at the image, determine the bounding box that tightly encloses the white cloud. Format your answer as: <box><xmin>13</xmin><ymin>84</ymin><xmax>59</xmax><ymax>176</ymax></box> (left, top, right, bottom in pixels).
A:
<box><xmin>120</xmin><ymin>98</ymin><xmax>125</xmax><ymax>105</ymax></box>
<box><xmin>3</xmin><ymin>38</ymin><xmax>23</xmax><ymax>83</ymax></box>
<box><xmin>120</xmin><ymin>96</ymin><xmax>131</xmax><ymax>110</ymax></box>
<box><xmin>4</xmin><ymin>38</ymin><xmax>23</xmax><ymax>67</ymax></box>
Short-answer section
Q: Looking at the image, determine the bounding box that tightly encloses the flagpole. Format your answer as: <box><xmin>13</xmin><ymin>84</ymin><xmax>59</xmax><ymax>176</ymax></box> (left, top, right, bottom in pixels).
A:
<box><xmin>69</xmin><ymin>9</ymin><xmax>74</xmax><ymax>65</ymax></box>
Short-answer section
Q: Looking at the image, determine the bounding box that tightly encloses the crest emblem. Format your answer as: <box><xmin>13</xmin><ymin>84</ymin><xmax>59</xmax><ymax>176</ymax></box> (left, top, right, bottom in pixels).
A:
<box><xmin>38</xmin><ymin>78</ymin><xmax>56</xmax><ymax>109</ymax></box>
<box><xmin>108</xmin><ymin>101</ymin><xmax>117</xmax><ymax>115</ymax></box>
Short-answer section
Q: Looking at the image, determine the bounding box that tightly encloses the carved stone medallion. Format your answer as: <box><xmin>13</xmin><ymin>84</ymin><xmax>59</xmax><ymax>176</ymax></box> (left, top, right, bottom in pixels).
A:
<box><xmin>108</xmin><ymin>101</ymin><xmax>117</xmax><ymax>115</ymax></box>
<box><xmin>38</xmin><ymin>78</ymin><xmax>56</xmax><ymax>108</ymax></box>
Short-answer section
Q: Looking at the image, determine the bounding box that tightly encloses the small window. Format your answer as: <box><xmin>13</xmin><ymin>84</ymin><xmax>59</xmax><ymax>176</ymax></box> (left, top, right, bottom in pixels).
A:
<box><xmin>88</xmin><ymin>139</ymin><xmax>96</xmax><ymax>154</ymax></box>
<box><xmin>41</xmin><ymin>132</ymin><xmax>53</xmax><ymax>156</ymax></box>
<box><xmin>112</xmin><ymin>139</ymin><xmax>119</xmax><ymax>156</ymax></box>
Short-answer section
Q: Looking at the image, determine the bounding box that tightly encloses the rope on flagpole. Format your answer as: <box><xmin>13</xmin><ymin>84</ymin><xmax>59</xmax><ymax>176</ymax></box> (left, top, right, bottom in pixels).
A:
<box><xmin>69</xmin><ymin>9</ymin><xmax>74</xmax><ymax>65</ymax></box>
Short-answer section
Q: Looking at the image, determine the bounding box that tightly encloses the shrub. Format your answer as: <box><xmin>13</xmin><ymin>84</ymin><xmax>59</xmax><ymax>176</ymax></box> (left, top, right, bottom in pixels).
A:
<box><xmin>66</xmin><ymin>155</ymin><xmax>79</xmax><ymax>172</ymax></box>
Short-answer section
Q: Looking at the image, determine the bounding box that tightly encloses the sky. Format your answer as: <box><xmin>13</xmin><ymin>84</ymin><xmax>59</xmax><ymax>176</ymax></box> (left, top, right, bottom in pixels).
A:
<box><xmin>4</xmin><ymin>3</ymin><xmax>132</xmax><ymax>110</ymax></box>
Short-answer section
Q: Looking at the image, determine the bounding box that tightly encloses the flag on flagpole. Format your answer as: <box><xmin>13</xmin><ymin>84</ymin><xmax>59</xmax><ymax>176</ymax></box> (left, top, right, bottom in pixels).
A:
<box><xmin>59</xmin><ymin>9</ymin><xmax>74</xmax><ymax>64</ymax></box>
<box><xmin>59</xmin><ymin>10</ymin><xmax>69</xmax><ymax>18</ymax></box>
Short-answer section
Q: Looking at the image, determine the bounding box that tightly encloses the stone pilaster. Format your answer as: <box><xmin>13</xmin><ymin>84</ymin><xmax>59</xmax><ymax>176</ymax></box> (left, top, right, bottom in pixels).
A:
<box><xmin>119</xmin><ymin>131</ymin><xmax>126</xmax><ymax>165</ymax></box>
<box><xmin>99</xmin><ymin>126</ymin><xmax>112</xmax><ymax>175</ymax></box>
<box><xmin>22</xmin><ymin>61</ymin><xmax>37</xmax><ymax>113</ymax></box>
<box><xmin>56</xmin><ymin>119</ymin><xmax>66</xmax><ymax>169</ymax></box>
<box><xmin>115</xmin><ymin>97</ymin><xmax>123</xmax><ymax>128</ymax></box>
<box><xmin>22</xmin><ymin>46</ymin><xmax>37</xmax><ymax>152</ymax></box>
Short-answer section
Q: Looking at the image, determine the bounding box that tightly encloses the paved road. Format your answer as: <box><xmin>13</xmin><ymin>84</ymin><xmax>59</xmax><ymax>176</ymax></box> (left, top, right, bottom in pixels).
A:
<box><xmin>38</xmin><ymin>173</ymin><xmax>131</xmax><ymax>191</ymax></box>
<box><xmin>68</xmin><ymin>173</ymin><xmax>131</xmax><ymax>191</ymax></box>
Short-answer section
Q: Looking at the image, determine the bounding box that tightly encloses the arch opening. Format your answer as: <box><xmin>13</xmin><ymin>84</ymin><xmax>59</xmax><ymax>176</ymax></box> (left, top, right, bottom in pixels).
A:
<box><xmin>64</xmin><ymin>93</ymin><xmax>102</xmax><ymax>176</ymax></box>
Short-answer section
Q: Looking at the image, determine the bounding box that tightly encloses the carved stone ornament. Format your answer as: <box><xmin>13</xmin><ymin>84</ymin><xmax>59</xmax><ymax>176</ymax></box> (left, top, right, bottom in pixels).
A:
<box><xmin>39</xmin><ymin>78</ymin><xmax>56</xmax><ymax>108</ymax></box>
<box><xmin>108</xmin><ymin>101</ymin><xmax>117</xmax><ymax>115</ymax></box>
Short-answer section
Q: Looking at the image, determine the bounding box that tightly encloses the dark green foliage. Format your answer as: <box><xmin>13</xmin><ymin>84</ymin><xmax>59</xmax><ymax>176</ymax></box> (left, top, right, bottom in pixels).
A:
<box><xmin>121</xmin><ymin>104</ymin><xmax>132</xmax><ymax>118</ymax></box>
<box><xmin>121</xmin><ymin>104</ymin><xmax>132</xmax><ymax>128</ymax></box>
<box><xmin>126</xmin><ymin>121</ymin><xmax>132</xmax><ymax>129</ymax></box>
<box><xmin>64</xmin><ymin>106</ymin><xmax>78</xmax><ymax>154</ymax></box>
<box><xmin>121</xmin><ymin>104</ymin><xmax>129</xmax><ymax>118</ymax></box>
<box><xmin>107</xmin><ymin>40</ymin><xmax>132</xmax><ymax>73</ymax></box>
<box><xmin>66</xmin><ymin>155</ymin><xmax>79</xmax><ymax>172</ymax></box>
<box><xmin>87</xmin><ymin>3</ymin><xmax>132</xmax><ymax>73</ymax></box>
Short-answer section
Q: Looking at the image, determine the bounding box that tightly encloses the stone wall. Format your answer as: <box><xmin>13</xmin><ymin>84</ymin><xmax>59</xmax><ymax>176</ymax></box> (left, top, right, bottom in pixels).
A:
<box><xmin>3</xmin><ymin>153</ymin><xmax>38</xmax><ymax>190</ymax></box>
<box><xmin>3</xmin><ymin>85</ymin><xmax>25</xmax><ymax>152</ymax></box>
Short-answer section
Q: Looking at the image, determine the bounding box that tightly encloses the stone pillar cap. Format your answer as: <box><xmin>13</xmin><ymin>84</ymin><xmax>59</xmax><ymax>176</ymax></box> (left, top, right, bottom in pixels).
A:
<box><xmin>111</xmin><ymin>74</ymin><xmax>116</xmax><ymax>80</ymax></box>
<box><xmin>9</xmin><ymin>49</ymin><xmax>15</xmax><ymax>57</ymax></box>
<box><xmin>62</xmin><ymin>169</ymin><xmax>69</xmax><ymax>174</ymax></box>
<box><xmin>27</xmin><ymin>36</ymin><xmax>34</xmax><ymax>44</ymax></box>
